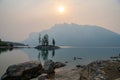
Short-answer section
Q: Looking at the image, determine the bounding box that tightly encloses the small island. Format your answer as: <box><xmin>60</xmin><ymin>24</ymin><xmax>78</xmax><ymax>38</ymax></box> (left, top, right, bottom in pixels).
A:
<box><xmin>35</xmin><ymin>34</ymin><xmax>60</xmax><ymax>50</ymax></box>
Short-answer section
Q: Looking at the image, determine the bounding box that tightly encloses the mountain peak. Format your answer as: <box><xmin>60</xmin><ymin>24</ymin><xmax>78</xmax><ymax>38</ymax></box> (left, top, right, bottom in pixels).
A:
<box><xmin>23</xmin><ymin>23</ymin><xmax>120</xmax><ymax>47</ymax></box>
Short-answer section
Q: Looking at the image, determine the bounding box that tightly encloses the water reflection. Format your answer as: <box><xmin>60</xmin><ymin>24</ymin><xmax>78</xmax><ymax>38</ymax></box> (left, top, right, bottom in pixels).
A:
<box><xmin>0</xmin><ymin>48</ymin><xmax>13</xmax><ymax>54</ymax></box>
<box><xmin>1</xmin><ymin>47</ymin><xmax>120</xmax><ymax>79</ymax></box>
<box><xmin>37</xmin><ymin>49</ymin><xmax>56</xmax><ymax>80</ymax></box>
<box><xmin>37</xmin><ymin>49</ymin><xmax>55</xmax><ymax>62</ymax></box>
<box><xmin>52</xmin><ymin>49</ymin><xmax>55</xmax><ymax>58</ymax></box>
<box><xmin>0</xmin><ymin>48</ymin><xmax>30</xmax><ymax>78</ymax></box>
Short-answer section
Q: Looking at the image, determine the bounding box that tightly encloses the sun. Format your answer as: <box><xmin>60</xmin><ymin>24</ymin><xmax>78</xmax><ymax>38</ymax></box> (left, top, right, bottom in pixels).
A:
<box><xmin>58</xmin><ymin>6</ymin><xmax>65</xmax><ymax>13</ymax></box>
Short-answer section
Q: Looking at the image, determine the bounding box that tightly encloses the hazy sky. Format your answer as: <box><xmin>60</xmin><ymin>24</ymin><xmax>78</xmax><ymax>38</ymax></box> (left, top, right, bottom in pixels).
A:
<box><xmin>0</xmin><ymin>0</ymin><xmax>120</xmax><ymax>42</ymax></box>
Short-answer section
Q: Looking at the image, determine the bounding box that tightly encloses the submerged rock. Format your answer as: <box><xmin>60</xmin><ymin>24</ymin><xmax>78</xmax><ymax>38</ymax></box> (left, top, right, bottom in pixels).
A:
<box><xmin>73</xmin><ymin>57</ymin><xmax>82</xmax><ymax>60</ymax></box>
<box><xmin>1</xmin><ymin>61</ymin><xmax>42</xmax><ymax>80</ymax></box>
<box><xmin>65</xmin><ymin>61</ymin><xmax>68</xmax><ymax>63</ymax></box>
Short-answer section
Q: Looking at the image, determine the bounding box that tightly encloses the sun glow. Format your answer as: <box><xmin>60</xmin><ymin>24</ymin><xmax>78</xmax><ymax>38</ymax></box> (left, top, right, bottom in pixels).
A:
<box><xmin>58</xmin><ymin>6</ymin><xmax>65</xmax><ymax>13</ymax></box>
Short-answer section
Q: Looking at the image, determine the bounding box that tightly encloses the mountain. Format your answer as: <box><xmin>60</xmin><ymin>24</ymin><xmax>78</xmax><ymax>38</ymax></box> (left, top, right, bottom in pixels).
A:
<box><xmin>23</xmin><ymin>23</ymin><xmax>120</xmax><ymax>47</ymax></box>
<box><xmin>5</xmin><ymin>41</ymin><xmax>26</xmax><ymax>46</ymax></box>
<box><xmin>0</xmin><ymin>40</ymin><xmax>26</xmax><ymax>47</ymax></box>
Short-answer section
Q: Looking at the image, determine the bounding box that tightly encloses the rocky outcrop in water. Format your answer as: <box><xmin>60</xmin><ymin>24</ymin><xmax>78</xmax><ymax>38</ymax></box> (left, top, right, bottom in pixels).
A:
<box><xmin>1</xmin><ymin>60</ymin><xmax>66</xmax><ymax>80</ymax></box>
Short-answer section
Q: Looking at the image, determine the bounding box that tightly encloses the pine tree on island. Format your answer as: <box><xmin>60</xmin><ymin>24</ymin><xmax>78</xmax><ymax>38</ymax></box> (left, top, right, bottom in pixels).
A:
<box><xmin>52</xmin><ymin>38</ymin><xmax>55</xmax><ymax>47</ymax></box>
<box><xmin>38</xmin><ymin>33</ymin><xmax>41</xmax><ymax>45</ymax></box>
<box><xmin>36</xmin><ymin>34</ymin><xmax>58</xmax><ymax>50</ymax></box>
<box><xmin>0</xmin><ymin>38</ymin><xmax>1</xmax><ymax>42</ymax></box>
<box><xmin>41</xmin><ymin>34</ymin><xmax>49</xmax><ymax>46</ymax></box>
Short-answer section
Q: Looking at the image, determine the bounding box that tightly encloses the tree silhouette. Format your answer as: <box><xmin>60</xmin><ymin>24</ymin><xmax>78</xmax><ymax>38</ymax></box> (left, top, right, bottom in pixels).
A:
<box><xmin>52</xmin><ymin>38</ymin><xmax>55</xmax><ymax>47</ymax></box>
<box><xmin>40</xmin><ymin>34</ymin><xmax>56</xmax><ymax>47</ymax></box>
<box><xmin>44</xmin><ymin>34</ymin><xmax>49</xmax><ymax>46</ymax></box>
<box><xmin>42</xmin><ymin>38</ymin><xmax>45</xmax><ymax>46</ymax></box>
<box><xmin>0</xmin><ymin>38</ymin><xmax>1</xmax><ymax>42</ymax></box>
<box><xmin>39</xmin><ymin>33</ymin><xmax>41</xmax><ymax>45</ymax></box>
<box><xmin>42</xmin><ymin>34</ymin><xmax>49</xmax><ymax>46</ymax></box>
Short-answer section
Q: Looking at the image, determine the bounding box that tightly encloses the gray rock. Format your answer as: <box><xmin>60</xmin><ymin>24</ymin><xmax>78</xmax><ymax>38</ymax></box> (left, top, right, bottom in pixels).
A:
<box><xmin>1</xmin><ymin>61</ymin><xmax>42</xmax><ymax>80</ymax></box>
<box><xmin>43</xmin><ymin>60</ymin><xmax>55</xmax><ymax>74</ymax></box>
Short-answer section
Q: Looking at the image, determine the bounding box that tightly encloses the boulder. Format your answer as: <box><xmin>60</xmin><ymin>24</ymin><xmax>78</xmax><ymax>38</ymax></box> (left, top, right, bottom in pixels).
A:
<box><xmin>54</xmin><ymin>62</ymin><xmax>66</xmax><ymax>68</ymax></box>
<box><xmin>43</xmin><ymin>60</ymin><xmax>55</xmax><ymax>74</ymax></box>
<box><xmin>1</xmin><ymin>61</ymin><xmax>42</xmax><ymax>80</ymax></box>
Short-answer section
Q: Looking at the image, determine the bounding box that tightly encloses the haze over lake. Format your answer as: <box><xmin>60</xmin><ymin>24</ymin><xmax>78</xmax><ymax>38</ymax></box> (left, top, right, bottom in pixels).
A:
<box><xmin>0</xmin><ymin>0</ymin><xmax>120</xmax><ymax>79</ymax></box>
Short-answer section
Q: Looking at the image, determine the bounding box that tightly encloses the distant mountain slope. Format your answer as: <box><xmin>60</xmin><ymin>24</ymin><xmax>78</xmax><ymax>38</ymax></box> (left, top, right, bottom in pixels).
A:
<box><xmin>0</xmin><ymin>40</ymin><xmax>25</xmax><ymax>47</ymax></box>
<box><xmin>23</xmin><ymin>23</ymin><xmax>120</xmax><ymax>47</ymax></box>
<box><xmin>5</xmin><ymin>41</ymin><xmax>26</xmax><ymax>46</ymax></box>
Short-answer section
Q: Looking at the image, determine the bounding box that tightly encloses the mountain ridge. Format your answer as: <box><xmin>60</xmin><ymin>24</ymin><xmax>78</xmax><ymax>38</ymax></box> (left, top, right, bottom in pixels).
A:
<box><xmin>23</xmin><ymin>23</ymin><xmax>120</xmax><ymax>47</ymax></box>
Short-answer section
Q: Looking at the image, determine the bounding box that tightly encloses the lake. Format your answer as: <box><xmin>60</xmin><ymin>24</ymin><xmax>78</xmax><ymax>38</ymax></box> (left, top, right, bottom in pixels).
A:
<box><xmin>0</xmin><ymin>47</ymin><xmax>120</xmax><ymax>78</ymax></box>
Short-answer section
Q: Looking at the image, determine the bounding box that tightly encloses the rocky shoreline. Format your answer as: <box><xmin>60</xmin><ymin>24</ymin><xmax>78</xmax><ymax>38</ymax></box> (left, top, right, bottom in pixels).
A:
<box><xmin>31</xmin><ymin>59</ymin><xmax>120</xmax><ymax>80</ymax></box>
<box><xmin>1</xmin><ymin>58</ymin><xmax>120</xmax><ymax>80</ymax></box>
<box><xmin>53</xmin><ymin>60</ymin><xmax>120</xmax><ymax>80</ymax></box>
<box><xmin>1</xmin><ymin>60</ymin><xmax>66</xmax><ymax>80</ymax></box>
<box><xmin>79</xmin><ymin>60</ymin><xmax>120</xmax><ymax>80</ymax></box>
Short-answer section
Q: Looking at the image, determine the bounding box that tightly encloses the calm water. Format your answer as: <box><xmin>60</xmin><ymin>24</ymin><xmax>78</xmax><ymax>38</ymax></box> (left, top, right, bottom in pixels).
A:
<box><xmin>0</xmin><ymin>47</ymin><xmax>120</xmax><ymax>78</ymax></box>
